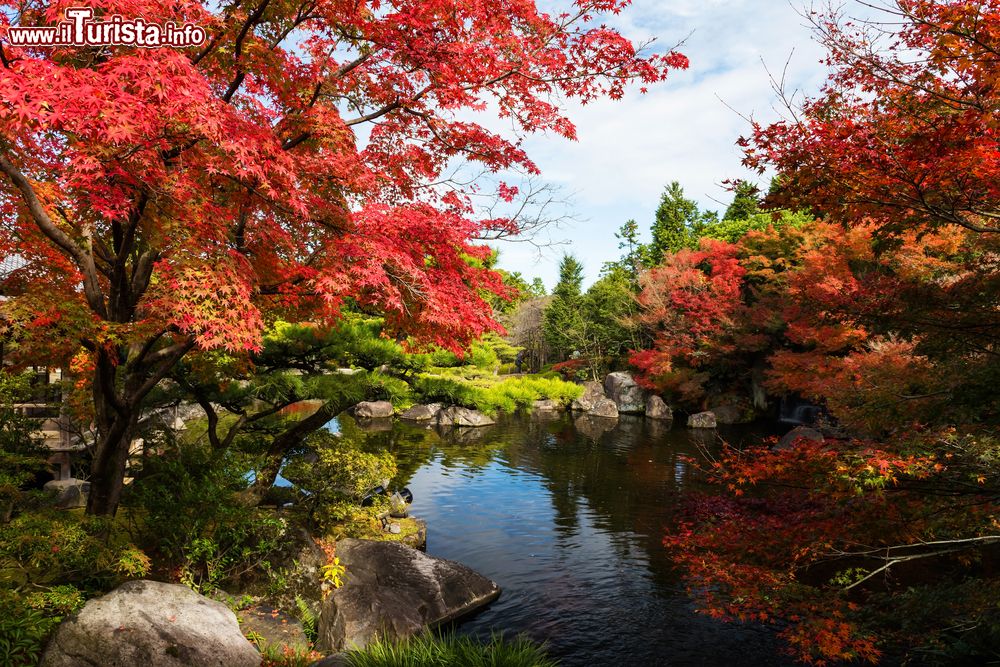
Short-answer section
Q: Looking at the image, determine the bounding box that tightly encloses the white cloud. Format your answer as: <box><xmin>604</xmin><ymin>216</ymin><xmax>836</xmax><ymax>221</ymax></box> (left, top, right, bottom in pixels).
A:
<box><xmin>493</xmin><ymin>1</ymin><xmax>834</xmax><ymax>288</ymax></box>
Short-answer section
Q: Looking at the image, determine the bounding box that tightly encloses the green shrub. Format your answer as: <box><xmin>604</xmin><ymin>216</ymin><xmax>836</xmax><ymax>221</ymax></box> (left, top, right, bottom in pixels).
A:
<box><xmin>0</xmin><ymin>510</ymin><xmax>149</xmax><ymax>590</ymax></box>
<box><xmin>0</xmin><ymin>371</ymin><xmax>47</xmax><ymax>518</ymax></box>
<box><xmin>364</xmin><ymin>372</ymin><xmax>414</xmax><ymax>406</ymax></box>
<box><xmin>0</xmin><ymin>591</ymin><xmax>63</xmax><ymax>667</ymax></box>
<box><xmin>468</xmin><ymin>341</ymin><xmax>500</xmax><ymax>370</ymax></box>
<box><xmin>0</xmin><ymin>510</ymin><xmax>146</xmax><ymax>666</ymax></box>
<box><xmin>346</xmin><ymin>632</ymin><xmax>558</xmax><ymax>667</ymax></box>
<box><xmin>124</xmin><ymin>442</ymin><xmax>286</xmax><ymax>592</ymax></box>
<box><xmin>413</xmin><ymin>376</ymin><xmax>483</xmax><ymax>409</ymax></box>
<box><xmin>281</xmin><ymin>430</ymin><xmax>396</xmax><ymax>531</ymax></box>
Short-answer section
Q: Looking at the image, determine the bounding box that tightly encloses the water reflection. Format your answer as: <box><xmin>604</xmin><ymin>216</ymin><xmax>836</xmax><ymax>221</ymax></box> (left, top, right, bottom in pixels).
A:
<box><xmin>331</xmin><ymin>413</ymin><xmax>792</xmax><ymax>666</ymax></box>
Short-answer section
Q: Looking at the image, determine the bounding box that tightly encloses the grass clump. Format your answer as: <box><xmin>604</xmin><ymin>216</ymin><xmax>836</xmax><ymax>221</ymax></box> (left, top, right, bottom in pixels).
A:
<box><xmin>346</xmin><ymin>632</ymin><xmax>558</xmax><ymax>667</ymax></box>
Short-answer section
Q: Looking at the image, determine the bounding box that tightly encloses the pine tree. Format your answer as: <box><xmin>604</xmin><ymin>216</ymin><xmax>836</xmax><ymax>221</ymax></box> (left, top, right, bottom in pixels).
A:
<box><xmin>648</xmin><ymin>182</ymin><xmax>716</xmax><ymax>264</ymax></box>
<box><xmin>723</xmin><ymin>181</ymin><xmax>761</xmax><ymax>221</ymax></box>
<box><xmin>543</xmin><ymin>255</ymin><xmax>588</xmax><ymax>360</ymax></box>
<box><xmin>614</xmin><ymin>219</ymin><xmax>645</xmax><ymax>276</ymax></box>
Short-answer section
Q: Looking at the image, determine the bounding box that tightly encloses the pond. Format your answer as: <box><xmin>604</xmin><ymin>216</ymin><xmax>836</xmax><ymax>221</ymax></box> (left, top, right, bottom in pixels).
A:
<box><xmin>335</xmin><ymin>412</ymin><xmax>796</xmax><ymax>666</ymax></box>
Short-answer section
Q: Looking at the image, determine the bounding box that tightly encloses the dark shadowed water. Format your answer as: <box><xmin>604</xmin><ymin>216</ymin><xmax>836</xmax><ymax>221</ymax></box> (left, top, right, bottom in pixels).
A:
<box><xmin>338</xmin><ymin>412</ymin><xmax>796</xmax><ymax>667</ymax></box>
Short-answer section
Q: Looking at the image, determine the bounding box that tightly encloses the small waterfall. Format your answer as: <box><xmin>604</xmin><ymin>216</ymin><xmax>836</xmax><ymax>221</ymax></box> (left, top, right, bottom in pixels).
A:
<box><xmin>779</xmin><ymin>396</ymin><xmax>823</xmax><ymax>425</ymax></box>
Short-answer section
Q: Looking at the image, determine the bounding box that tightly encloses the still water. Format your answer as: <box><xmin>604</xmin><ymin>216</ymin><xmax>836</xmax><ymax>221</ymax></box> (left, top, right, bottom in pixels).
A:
<box><xmin>339</xmin><ymin>412</ymin><xmax>795</xmax><ymax>666</ymax></box>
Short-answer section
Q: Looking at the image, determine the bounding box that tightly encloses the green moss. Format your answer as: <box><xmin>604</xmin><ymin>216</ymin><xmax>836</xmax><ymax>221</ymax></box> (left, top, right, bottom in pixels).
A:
<box><xmin>326</xmin><ymin>516</ymin><xmax>424</xmax><ymax>545</ymax></box>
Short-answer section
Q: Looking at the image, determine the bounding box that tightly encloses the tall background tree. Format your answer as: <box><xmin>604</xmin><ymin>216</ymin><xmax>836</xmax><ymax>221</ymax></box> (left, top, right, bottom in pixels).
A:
<box><xmin>0</xmin><ymin>0</ymin><xmax>686</xmax><ymax>515</ymax></box>
<box><xmin>543</xmin><ymin>254</ymin><xmax>587</xmax><ymax>361</ymax></box>
<box><xmin>647</xmin><ymin>181</ymin><xmax>718</xmax><ymax>263</ymax></box>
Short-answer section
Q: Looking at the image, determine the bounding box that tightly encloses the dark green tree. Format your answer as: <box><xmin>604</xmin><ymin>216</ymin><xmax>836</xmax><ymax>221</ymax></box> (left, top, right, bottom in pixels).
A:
<box><xmin>613</xmin><ymin>219</ymin><xmax>645</xmax><ymax>276</ymax></box>
<box><xmin>581</xmin><ymin>264</ymin><xmax>641</xmax><ymax>365</ymax></box>
<box><xmin>723</xmin><ymin>180</ymin><xmax>761</xmax><ymax>221</ymax></box>
<box><xmin>529</xmin><ymin>277</ymin><xmax>546</xmax><ymax>297</ymax></box>
<box><xmin>543</xmin><ymin>255</ymin><xmax>588</xmax><ymax>360</ymax></box>
<box><xmin>648</xmin><ymin>182</ymin><xmax>717</xmax><ymax>264</ymax></box>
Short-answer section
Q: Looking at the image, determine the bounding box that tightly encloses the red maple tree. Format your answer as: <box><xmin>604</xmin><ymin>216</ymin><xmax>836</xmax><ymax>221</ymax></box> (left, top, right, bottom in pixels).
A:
<box><xmin>0</xmin><ymin>0</ymin><xmax>686</xmax><ymax>514</ymax></box>
<box><xmin>744</xmin><ymin>0</ymin><xmax>1000</xmax><ymax>238</ymax></box>
<box><xmin>651</xmin><ymin>2</ymin><xmax>1000</xmax><ymax>661</ymax></box>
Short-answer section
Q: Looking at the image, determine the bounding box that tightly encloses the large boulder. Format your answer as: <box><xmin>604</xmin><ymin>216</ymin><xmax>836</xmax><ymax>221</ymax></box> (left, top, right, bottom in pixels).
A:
<box><xmin>687</xmin><ymin>411</ymin><xmax>717</xmax><ymax>429</ymax></box>
<box><xmin>399</xmin><ymin>403</ymin><xmax>442</xmax><ymax>421</ymax></box>
<box><xmin>43</xmin><ymin>478</ymin><xmax>89</xmax><ymax>509</ymax></box>
<box><xmin>41</xmin><ymin>580</ymin><xmax>261</xmax><ymax>667</ymax></box>
<box><xmin>775</xmin><ymin>426</ymin><xmax>825</xmax><ymax>451</ymax></box>
<box><xmin>709</xmin><ymin>404</ymin><xmax>751</xmax><ymax>424</ymax></box>
<box><xmin>603</xmin><ymin>372</ymin><xmax>648</xmax><ymax>414</ymax></box>
<box><xmin>532</xmin><ymin>399</ymin><xmax>562</xmax><ymax>412</ymax></box>
<box><xmin>706</xmin><ymin>395</ymin><xmax>757</xmax><ymax>424</ymax></box>
<box><xmin>645</xmin><ymin>395</ymin><xmax>672</xmax><ymax>421</ymax></box>
<box><xmin>309</xmin><ymin>655</ymin><xmax>350</xmax><ymax>667</ymax></box>
<box><xmin>353</xmin><ymin>401</ymin><xmax>394</xmax><ymax>419</ymax></box>
<box><xmin>316</xmin><ymin>539</ymin><xmax>500</xmax><ymax>652</ymax></box>
<box><xmin>570</xmin><ymin>381</ymin><xmax>605</xmax><ymax>412</ymax></box>
<box><xmin>437</xmin><ymin>406</ymin><xmax>496</xmax><ymax>427</ymax></box>
<box><xmin>588</xmin><ymin>397</ymin><xmax>619</xmax><ymax>419</ymax></box>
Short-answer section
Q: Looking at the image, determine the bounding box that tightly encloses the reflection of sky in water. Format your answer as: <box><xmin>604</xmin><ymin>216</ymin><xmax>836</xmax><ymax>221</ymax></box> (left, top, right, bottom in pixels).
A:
<box><xmin>383</xmin><ymin>415</ymin><xmax>793</xmax><ymax>666</ymax></box>
<box><xmin>272</xmin><ymin>417</ymin><xmax>343</xmax><ymax>487</ymax></box>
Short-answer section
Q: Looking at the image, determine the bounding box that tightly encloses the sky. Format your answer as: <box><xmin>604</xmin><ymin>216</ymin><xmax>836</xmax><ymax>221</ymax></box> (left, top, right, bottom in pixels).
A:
<box><xmin>491</xmin><ymin>0</ymin><xmax>836</xmax><ymax>290</ymax></box>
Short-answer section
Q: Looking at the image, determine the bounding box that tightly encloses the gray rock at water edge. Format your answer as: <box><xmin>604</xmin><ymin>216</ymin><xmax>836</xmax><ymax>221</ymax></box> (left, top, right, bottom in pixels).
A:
<box><xmin>436</xmin><ymin>406</ymin><xmax>496</xmax><ymax>427</ymax></box>
<box><xmin>570</xmin><ymin>381</ymin><xmax>605</xmax><ymax>412</ymax></box>
<box><xmin>308</xmin><ymin>654</ymin><xmax>350</xmax><ymax>667</ymax></box>
<box><xmin>775</xmin><ymin>426</ymin><xmax>825</xmax><ymax>451</ymax></box>
<box><xmin>532</xmin><ymin>399</ymin><xmax>562</xmax><ymax>412</ymax></box>
<box><xmin>588</xmin><ymin>397</ymin><xmax>619</xmax><ymax>419</ymax></box>
<box><xmin>315</xmin><ymin>539</ymin><xmax>501</xmax><ymax>652</ymax></box>
<box><xmin>399</xmin><ymin>403</ymin><xmax>443</xmax><ymax>421</ymax></box>
<box><xmin>687</xmin><ymin>411</ymin><xmax>717</xmax><ymax>429</ymax></box>
<box><xmin>603</xmin><ymin>372</ymin><xmax>648</xmax><ymax>414</ymax></box>
<box><xmin>645</xmin><ymin>395</ymin><xmax>672</xmax><ymax>421</ymax></box>
<box><xmin>353</xmin><ymin>401</ymin><xmax>395</xmax><ymax>419</ymax></box>
<box><xmin>709</xmin><ymin>403</ymin><xmax>751</xmax><ymax>425</ymax></box>
<box><xmin>41</xmin><ymin>580</ymin><xmax>261</xmax><ymax>667</ymax></box>
<box><xmin>43</xmin><ymin>478</ymin><xmax>90</xmax><ymax>509</ymax></box>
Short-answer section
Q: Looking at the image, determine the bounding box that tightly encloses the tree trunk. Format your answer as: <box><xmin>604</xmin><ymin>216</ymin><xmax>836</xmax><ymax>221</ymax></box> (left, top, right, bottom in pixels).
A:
<box><xmin>85</xmin><ymin>417</ymin><xmax>136</xmax><ymax>516</ymax></box>
<box><xmin>84</xmin><ymin>351</ymin><xmax>150</xmax><ymax>516</ymax></box>
<box><xmin>241</xmin><ymin>396</ymin><xmax>352</xmax><ymax>505</ymax></box>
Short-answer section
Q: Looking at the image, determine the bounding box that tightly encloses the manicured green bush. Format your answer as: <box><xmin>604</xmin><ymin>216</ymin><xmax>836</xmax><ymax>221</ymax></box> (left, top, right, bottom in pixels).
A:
<box><xmin>0</xmin><ymin>509</ymin><xmax>150</xmax><ymax>666</ymax></box>
<box><xmin>0</xmin><ymin>371</ymin><xmax>47</xmax><ymax>519</ymax></box>
<box><xmin>413</xmin><ymin>374</ymin><xmax>582</xmax><ymax>416</ymax></box>
<box><xmin>468</xmin><ymin>341</ymin><xmax>500</xmax><ymax>370</ymax></box>
<box><xmin>365</xmin><ymin>372</ymin><xmax>414</xmax><ymax>406</ymax></box>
